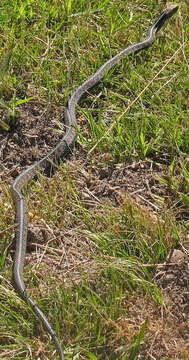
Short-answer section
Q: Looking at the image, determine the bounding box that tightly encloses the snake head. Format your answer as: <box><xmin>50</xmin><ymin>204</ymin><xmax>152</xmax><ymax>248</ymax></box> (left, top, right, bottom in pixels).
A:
<box><xmin>164</xmin><ymin>4</ymin><xmax>179</xmax><ymax>19</ymax></box>
<box><xmin>152</xmin><ymin>3</ymin><xmax>179</xmax><ymax>34</ymax></box>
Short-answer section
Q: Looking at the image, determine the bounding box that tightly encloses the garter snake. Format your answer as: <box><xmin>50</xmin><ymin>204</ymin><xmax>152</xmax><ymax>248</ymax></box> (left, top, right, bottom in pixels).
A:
<box><xmin>11</xmin><ymin>5</ymin><xmax>179</xmax><ymax>359</ymax></box>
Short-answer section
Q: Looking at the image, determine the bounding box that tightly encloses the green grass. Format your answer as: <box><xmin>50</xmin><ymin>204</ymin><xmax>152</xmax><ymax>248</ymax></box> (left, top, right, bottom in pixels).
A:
<box><xmin>0</xmin><ymin>0</ymin><xmax>188</xmax><ymax>359</ymax></box>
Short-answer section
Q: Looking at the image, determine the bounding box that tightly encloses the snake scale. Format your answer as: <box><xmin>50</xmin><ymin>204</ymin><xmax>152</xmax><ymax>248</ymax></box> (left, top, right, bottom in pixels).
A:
<box><xmin>11</xmin><ymin>5</ymin><xmax>178</xmax><ymax>360</ymax></box>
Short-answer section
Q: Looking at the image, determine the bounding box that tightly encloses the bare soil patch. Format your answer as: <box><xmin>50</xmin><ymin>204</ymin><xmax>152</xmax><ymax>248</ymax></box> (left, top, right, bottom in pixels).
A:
<box><xmin>0</xmin><ymin>101</ymin><xmax>65</xmax><ymax>184</ymax></box>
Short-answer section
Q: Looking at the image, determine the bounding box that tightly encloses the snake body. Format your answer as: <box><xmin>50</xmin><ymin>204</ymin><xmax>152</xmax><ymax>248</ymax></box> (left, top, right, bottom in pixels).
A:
<box><xmin>11</xmin><ymin>5</ymin><xmax>178</xmax><ymax>360</ymax></box>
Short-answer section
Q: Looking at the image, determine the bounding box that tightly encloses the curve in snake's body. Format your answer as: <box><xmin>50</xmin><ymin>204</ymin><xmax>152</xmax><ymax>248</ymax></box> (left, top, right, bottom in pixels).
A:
<box><xmin>11</xmin><ymin>5</ymin><xmax>178</xmax><ymax>360</ymax></box>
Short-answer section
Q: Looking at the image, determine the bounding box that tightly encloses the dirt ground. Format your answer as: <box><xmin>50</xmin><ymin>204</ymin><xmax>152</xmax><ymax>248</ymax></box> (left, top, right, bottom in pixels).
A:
<box><xmin>1</xmin><ymin>101</ymin><xmax>189</xmax><ymax>359</ymax></box>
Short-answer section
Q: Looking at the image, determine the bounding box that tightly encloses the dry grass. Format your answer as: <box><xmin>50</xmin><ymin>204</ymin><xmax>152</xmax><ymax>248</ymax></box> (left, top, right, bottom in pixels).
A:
<box><xmin>0</xmin><ymin>1</ymin><xmax>188</xmax><ymax>359</ymax></box>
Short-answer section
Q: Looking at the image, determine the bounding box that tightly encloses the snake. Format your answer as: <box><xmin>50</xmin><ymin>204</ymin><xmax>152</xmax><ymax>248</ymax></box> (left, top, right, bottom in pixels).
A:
<box><xmin>11</xmin><ymin>5</ymin><xmax>178</xmax><ymax>360</ymax></box>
